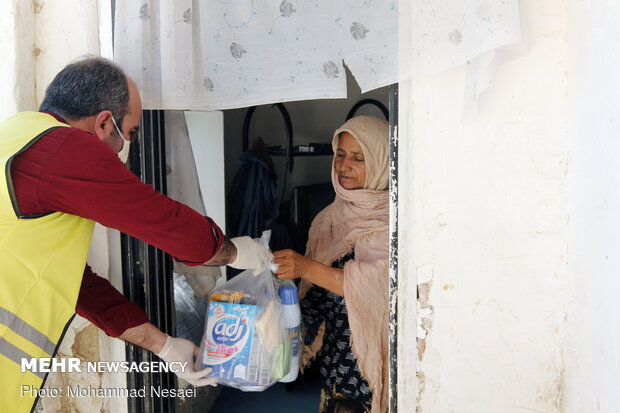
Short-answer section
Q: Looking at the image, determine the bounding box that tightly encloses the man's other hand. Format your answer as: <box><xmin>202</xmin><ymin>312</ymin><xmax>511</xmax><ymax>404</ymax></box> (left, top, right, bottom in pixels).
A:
<box><xmin>156</xmin><ymin>336</ymin><xmax>217</xmax><ymax>387</ymax></box>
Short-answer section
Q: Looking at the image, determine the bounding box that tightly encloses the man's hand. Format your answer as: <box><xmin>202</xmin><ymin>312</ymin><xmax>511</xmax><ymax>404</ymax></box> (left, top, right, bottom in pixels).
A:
<box><xmin>156</xmin><ymin>336</ymin><xmax>218</xmax><ymax>387</ymax></box>
<box><xmin>229</xmin><ymin>236</ymin><xmax>273</xmax><ymax>275</ymax></box>
<box><xmin>119</xmin><ymin>323</ymin><xmax>217</xmax><ymax>386</ymax></box>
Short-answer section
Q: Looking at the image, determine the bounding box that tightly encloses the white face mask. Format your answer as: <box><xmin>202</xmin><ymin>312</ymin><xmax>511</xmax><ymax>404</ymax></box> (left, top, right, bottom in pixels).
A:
<box><xmin>117</xmin><ymin>138</ymin><xmax>131</xmax><ymax>164</ymax></box>
<box><xmin>112</xmin><ymin>117</ymin><xmax>131</xmax><ymax>164</ymax></box>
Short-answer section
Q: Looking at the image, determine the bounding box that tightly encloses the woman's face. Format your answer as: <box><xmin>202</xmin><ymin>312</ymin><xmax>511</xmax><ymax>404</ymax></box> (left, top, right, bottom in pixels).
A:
<box><xmin>334</xmin><ymin>132</ymin><xmax>366</xmax><ymax>190</ymax></box>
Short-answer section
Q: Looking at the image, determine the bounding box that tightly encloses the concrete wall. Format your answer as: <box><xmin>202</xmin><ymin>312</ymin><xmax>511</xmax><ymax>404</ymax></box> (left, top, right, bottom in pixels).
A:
<box><xmin>404</xmin><ymin>1</ymin><xmax>570</xmax><ymax>411</ymax></box>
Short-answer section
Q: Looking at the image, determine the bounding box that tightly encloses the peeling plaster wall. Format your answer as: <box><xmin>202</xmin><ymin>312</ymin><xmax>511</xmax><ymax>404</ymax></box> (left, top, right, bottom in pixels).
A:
<box><xmin>562</xmin><ymin>1</ymin><xmax>620</xmax><ymax>411</ymax></box>
<box><xmin>39</xmin><ymin>318</ymin><xmax>113</xmax><ymax>413</ymax></box>
<box><xmin>405</xmin><ymin>1</ymin><xmax>569</xmax><ymax>411</ymax></box>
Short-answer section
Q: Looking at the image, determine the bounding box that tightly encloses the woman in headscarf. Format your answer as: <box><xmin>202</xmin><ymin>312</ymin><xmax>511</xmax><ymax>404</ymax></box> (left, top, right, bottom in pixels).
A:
<box><xmin>274</xmin><ymin>115</ymin><xmax>389</xmax><ymax>413</ymax></box>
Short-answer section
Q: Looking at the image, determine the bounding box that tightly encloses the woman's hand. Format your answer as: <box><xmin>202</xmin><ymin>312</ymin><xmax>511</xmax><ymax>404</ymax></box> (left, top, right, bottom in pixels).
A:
<box><xmin>274</xmin><ymin>249</ymin><xmax>345</xmax><ymax>296</ymax></box>
<box><xmin>273</xmin><ymin>249</ymin><xmax>315</xmax><ymax>280</ymax></box>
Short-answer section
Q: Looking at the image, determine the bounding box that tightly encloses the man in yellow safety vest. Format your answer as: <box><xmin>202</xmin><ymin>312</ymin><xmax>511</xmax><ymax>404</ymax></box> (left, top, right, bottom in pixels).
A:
<box><xmin>0</xmin><ymin>57</ymin><xmax>272</xmax><ymax>412</ymax></box>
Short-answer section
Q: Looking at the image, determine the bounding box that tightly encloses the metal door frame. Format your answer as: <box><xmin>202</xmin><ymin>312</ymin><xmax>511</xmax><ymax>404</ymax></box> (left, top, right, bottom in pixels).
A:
<box><xmin>121</xmin><ymin>110</ymin><xmax>176</xmax><ymax>413</ymax></box>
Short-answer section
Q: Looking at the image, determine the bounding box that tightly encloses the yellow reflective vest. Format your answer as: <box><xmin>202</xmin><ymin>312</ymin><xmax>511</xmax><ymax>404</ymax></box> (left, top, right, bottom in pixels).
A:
<box><xmin>0</xmin><ymin>112</ymin><xmax>95</xmax><ymax>412</ymax></box>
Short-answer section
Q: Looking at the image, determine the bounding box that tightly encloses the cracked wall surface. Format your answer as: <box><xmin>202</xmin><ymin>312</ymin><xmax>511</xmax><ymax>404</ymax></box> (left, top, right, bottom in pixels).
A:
<box><xmin>416</xmin><ymin>282</ymin><xmax>434</xmax><ymax>362</ymax></box>
<box><xmin>417</xmin><ymin>282</ymin><xmax>434</xmax><ymax>411</ymax></box>
<box><xmin>406</xmin><ymin>1</ymin><xmax>569</xmax><ymax>411</ymax></box>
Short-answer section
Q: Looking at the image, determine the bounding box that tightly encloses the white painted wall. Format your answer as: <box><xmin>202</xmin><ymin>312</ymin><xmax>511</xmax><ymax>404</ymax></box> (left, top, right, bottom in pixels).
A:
<box><xmin>395</xmin><ymin>79</ymin><xmax>418</xmax><ymax>410</ymax></box>
<box><xmin>168</xmin><ymin>110</ymin><xmax>226</xmax><ymax>289</ymax></box>
<box><xmin>184</xmin><ymin>111</ymin><xmax>227</xmax><ymax>238</ymax></box>
<box><xmin>404</xmin><ymin>1</ymin><xmax>570</xmax><ymax>411</ymax></box>
<box><xmin>563</xmin><ymin>1</ymin><xmax>620</xmax><ymax>412</ymax></box>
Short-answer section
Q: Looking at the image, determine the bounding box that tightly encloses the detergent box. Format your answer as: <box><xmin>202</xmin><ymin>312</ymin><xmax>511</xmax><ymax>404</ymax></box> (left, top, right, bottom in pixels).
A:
<box><xmin>202</xmin><ymin>301</ymin><xmax>270</xmax><ymax>386</ymax></box>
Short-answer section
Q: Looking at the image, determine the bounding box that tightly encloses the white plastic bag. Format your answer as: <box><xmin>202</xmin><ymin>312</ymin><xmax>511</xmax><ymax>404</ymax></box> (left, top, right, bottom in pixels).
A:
<box><xmin>195</xmin><ymin>231</ymin><xmax>290</xmax><ymax>391</ymax></box>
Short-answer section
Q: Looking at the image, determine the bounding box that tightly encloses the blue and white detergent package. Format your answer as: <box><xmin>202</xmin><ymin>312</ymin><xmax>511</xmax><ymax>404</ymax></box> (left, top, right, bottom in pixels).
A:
<box><xmin>196</xmin><ymin>231</ymin><xmax>292</xmax><ymax>391</ymax></box>
<box><xmin>203</xmin><ymin>301</ymin><xmax>262</xmax><ymax>384</ymax></box>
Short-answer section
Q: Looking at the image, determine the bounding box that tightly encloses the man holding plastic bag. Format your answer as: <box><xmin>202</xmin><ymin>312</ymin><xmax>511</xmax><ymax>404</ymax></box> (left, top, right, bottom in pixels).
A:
<box><xmin>153</xmin><ymin>235</ymin><xmax>275</xmax><ymax>386</ymax></box>
<box><xmin>0</xmin><ymin>57</ymin><xmax>274</xmax><ymax>412</ymax></box>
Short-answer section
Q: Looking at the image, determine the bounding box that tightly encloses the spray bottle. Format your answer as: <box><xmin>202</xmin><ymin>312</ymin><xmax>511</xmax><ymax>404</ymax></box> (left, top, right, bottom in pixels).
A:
<box><xmin>278</xmin><ymin>284</ymin><xmax>301</xmax><ymax>383</ymax></box>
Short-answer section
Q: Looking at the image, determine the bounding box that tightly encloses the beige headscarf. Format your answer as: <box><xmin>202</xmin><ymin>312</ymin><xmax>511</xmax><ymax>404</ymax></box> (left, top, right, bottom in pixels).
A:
<box><xmin>301</xmin><ymin>115</ymin><xmax>390</xmax><ymax>413</ymax></box>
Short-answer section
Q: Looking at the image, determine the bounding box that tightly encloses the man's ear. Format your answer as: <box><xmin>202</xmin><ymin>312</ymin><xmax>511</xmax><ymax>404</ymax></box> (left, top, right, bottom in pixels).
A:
<box><xmin>93</xmin><ymin>110</ymin><xmax>115</xmax><ymax>141</ymax></box>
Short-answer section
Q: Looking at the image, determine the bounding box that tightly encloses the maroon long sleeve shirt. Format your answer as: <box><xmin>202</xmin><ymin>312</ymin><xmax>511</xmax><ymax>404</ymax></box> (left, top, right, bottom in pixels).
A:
<box><xmin>9</xmin><ymin>112</ymin><xmax>224</xmax><ymax>337</ymax></box>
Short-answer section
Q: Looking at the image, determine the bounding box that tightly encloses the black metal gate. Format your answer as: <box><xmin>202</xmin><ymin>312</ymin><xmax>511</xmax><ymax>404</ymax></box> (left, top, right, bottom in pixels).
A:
<box><xmin>121</xmin><ymin>110</ymin><xmax>176</xmax><ymax>413</ymax></box>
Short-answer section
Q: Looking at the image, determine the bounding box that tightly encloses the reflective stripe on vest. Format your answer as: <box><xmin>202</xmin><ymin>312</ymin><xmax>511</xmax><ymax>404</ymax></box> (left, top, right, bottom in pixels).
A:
<box><xmin>0</xmin><ymin>307</ymin><xmax>55</xmax><ymax>356</ymax></box>
<box><xmin>0</xmin><ymin>337</ymin><xmax>45</xmax><ymax>380</ymax></box>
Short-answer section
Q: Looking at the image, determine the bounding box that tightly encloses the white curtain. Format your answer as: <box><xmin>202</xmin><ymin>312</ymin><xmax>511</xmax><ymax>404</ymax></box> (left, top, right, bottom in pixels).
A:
<box><xmin>114</xmin><ymin>0</ymin><xmax>521</xmax><ymax>111</ymax></box>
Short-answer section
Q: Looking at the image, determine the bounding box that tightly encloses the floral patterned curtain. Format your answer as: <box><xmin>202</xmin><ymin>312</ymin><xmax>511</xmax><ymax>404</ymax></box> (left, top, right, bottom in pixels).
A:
<box><xmin>114</xmin><ymin>0</ymin><xmax>521</xmax><ymax>110</ymax></box>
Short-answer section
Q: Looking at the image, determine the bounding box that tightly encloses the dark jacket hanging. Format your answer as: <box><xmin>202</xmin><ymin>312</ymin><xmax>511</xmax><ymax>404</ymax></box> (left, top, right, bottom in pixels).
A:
<box><xmin>228</xmin><ymin>137</ymin><xmax>279</xmax><ymax>239</ymax></box>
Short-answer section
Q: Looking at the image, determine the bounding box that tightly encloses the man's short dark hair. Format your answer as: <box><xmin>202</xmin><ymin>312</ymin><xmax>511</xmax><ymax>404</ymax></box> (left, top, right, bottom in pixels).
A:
<box><xmin>39</xmin><ymin>57</ymin><xmax>130</xmax><ymax>127</ymax></box>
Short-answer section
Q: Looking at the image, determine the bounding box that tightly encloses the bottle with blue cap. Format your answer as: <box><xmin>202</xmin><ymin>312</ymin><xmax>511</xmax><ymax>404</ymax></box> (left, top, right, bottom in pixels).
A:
<box><xmin>278</xmin><ymin>283</ymin><xmax>301</xmax><ymax>383</ymax></box>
